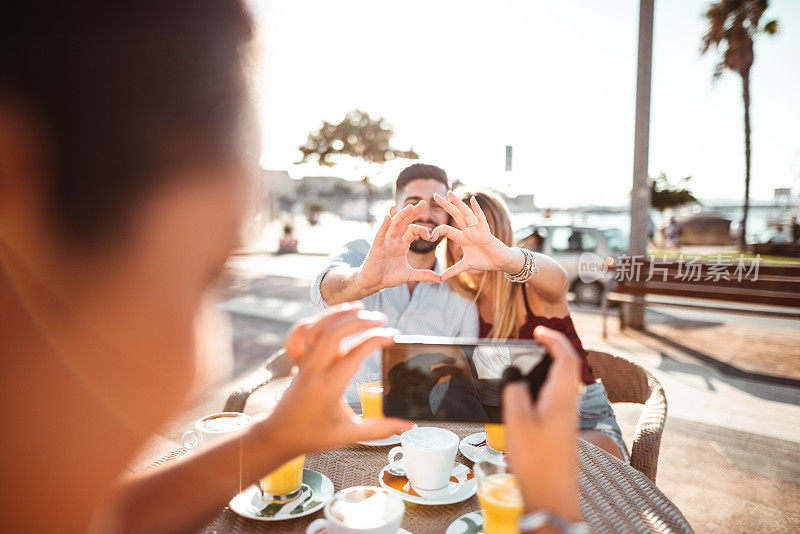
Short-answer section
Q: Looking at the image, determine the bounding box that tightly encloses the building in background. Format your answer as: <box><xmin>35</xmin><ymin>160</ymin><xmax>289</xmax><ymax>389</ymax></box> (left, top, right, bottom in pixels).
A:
<box><xmin>260</xmin><ymin>169</ymin><xmax>296</xmax><ymax>220</ymax></box>
<box><xmin>296</xmin><ymin>175</ymin><xmax>393</xmax><ymax>221</ymax></box>
<box><xmin>504</xmin><ymin>193</ymin><xmax>536</xmax><ymax>213</ymax></box>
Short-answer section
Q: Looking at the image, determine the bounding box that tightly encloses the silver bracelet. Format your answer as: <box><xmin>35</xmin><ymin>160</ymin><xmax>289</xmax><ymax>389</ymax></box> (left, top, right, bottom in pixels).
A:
<box><xmin>518</xmin><ymin>510</ymin><xmax>591</xmax><ymax>533</ymax></box>
<box><xmin>503</xmin><ymin>247</ymin><xmax>538</xmax><ymax>283</ymax></box>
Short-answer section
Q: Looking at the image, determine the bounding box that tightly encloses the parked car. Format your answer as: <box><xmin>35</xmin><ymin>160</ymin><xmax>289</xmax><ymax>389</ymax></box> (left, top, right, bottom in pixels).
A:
<box><xmin>513</xmin><ymin>224</ymin><xmax>627</xmax><ymax>306</ymax></box>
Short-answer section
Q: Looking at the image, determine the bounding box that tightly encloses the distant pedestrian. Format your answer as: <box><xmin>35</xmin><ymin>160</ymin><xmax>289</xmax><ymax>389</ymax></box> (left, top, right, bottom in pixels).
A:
<box><xmin>791</xmin><ymin>216</ymin><xmax>800</xmax><ymax>244</ymax></box>
<box><xmin>665</xmin><ymin>216</ymin><xmax>680</xmax><ymax>249</ymax></box>
<box><xmin>729</xmin><ymin>220</ymin><xmax>744</xmax><ymax>245</ymax></box>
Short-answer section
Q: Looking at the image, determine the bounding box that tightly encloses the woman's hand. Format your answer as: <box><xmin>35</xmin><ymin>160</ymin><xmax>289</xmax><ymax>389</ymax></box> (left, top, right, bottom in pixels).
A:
<box><xmin>266</xmin><ymin>303</ymin><xmax>413</xmax><ymax>456</ymax></box>
<box><xmin>95</xmin><ymin>304</ymin><xmax>410</xmax><ymax>534</ymax></box>
<box><xmin>433</xmin><ymin>190</ymin><xmax>570</xmax><ymax>306</ymax></box>
<box><xmin>503</xmin><ymin>326</ymin><xmax>583</xmax><ymax>522</ymax></box>
<box><xmin>430</xmin><ymin>191</ymin><xmax>523</xmax><ymax>281</ymax></box>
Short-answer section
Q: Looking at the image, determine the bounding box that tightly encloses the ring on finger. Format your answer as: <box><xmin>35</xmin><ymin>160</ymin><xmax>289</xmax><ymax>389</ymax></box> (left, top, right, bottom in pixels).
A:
<box><xmin>466</xmin><ymin>221</ymin><xmax>479</xmax><ymax>227</ymax></box>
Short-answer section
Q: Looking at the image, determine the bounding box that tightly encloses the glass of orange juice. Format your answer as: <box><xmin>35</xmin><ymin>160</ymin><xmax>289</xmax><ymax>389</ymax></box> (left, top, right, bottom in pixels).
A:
<box><xmin>475</xmin><ymin>459</ymin><xmax>523</xmax><ymax>534</ymax></box>
<box><xmin>485</xmin><ymin>423</ymin><xmax>507</xmax><ymax>454</ymax></box>
<box><xmin>258</xmin><ymin>454</ymin><xmax>306</xmax><ymax>502</ymax></box>
<box><xmin>357</xmin><ymin>373</ymin><xmax>384</xmax><ymax>419</ymax></box>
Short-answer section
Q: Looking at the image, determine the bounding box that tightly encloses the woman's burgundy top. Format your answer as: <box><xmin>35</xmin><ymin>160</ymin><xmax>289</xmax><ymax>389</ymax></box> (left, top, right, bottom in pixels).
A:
<box><xmin>478</xmin><ymin>289</ymin><xmax>596</xmax><ymax>385</ymax></box>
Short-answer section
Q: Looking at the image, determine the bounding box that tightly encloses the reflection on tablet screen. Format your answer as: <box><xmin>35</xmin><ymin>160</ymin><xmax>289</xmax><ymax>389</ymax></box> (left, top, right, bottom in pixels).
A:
<box><xmin>381</xmin><ymin>337</ymin><xmax>546</xmax><ymax>423</ymax></box>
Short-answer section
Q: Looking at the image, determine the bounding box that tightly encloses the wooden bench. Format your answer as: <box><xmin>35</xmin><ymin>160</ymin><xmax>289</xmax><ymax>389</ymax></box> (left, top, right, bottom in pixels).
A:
<box><xmin>750</xmin><ymin>242</ymin><xmax>800</xmax><ymax>258</ymax></box>
<box><xmin>601</xmin><ymin>258</ymin><xmax>800</xmax><ymax>338</ymax></box>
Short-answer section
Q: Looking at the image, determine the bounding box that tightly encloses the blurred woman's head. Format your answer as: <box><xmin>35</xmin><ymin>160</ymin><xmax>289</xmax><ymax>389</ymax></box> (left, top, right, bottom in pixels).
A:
<box><xmin>1</xmin><ymin>2</ymin><xmax>256</xmax><ymax>244</ymax></box>
<box><xmin>0</xmin><ymin>2</ymin><xmax>255</xmax><ymax>428</ymax></box>
<box><xmin>444</xmin><ymin>188</ymin><xmax>524</xmax><ymax>339</ymax></box>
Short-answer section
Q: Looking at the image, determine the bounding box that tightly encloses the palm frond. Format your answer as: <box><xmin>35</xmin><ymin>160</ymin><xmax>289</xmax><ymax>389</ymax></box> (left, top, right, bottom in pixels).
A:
<box><xmin>700</xmin><ymin>0</ymin><xmax>777</xmax><ymax>77</ymax></box>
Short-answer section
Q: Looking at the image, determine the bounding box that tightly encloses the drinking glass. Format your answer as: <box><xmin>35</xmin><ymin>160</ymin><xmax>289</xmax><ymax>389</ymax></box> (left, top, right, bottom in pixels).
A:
<box><xmin>357</xmin><ymin>373</ymin><xmax>384</xmax><ymax>419</ymax></box>
<box><xmin>258</xmin><ymin>454</ymin><xmax>306</xmax><ymax>502</ymax></box>
<box><xmin>485</xmin><ymin>423</ymin><xmax>508</xmax><ymax>454</ymax></box>
<box><xmin>475</xmin><ymin>459</ymin><xmax>523</xmax><ymax>534</ymax></box>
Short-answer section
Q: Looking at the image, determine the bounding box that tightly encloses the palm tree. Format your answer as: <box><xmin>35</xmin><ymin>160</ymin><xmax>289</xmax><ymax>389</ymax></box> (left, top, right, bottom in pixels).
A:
<box><xmin>701</xmin><ymin>0</ymin><xmax>779</xmax><ymax>250</ymax></box>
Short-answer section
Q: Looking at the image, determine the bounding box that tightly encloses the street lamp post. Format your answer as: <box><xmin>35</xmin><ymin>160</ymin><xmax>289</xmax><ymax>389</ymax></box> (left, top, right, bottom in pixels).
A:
<box><xmin>627</xmin><ymin>0</ymin><xmax>655</xmax><ymax>329</ymax></box>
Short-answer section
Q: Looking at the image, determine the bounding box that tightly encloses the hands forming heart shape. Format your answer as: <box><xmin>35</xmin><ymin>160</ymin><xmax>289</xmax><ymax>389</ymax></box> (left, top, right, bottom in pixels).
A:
<box><xmin>359</xmin><ymin>191</ymin><xmax>517</xmax><ymax>291</ymax></box>
<box><xmin>429</xmin><ymin>191</ymin><xmax>517</xmax><ymax>281</ymax></box>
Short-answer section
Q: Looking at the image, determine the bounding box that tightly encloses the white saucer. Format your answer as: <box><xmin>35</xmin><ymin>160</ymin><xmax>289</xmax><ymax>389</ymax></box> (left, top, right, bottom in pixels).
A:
<box><xmin>316</xmin><ymin>526</ymin><xmax>412</xmax><ymax>533</ymax></box>
<box><xmin>378</xmin><ymin>462</ymin><xmax>477</xmax><ymax>505</ymax></box>
<box><xmin>358</xmin><ymin>434</ymin><xmax>402</xmax><ymax>447</ymax></box>
<box><xmin>357</xmin><ymin>422</ymin><xmax>417</xmax><ymax>447</ymax></box>
<box><xmin>459</xmin><ymin>432</ymin><xmax>507</xmax><ymax>464</ymax></box>
<box><xmin>229</xmin><ymin>468</ymin><xmax>333</xmax><ymax>521</ymax></box>
<box><xmin>459</xmin><ymin>432</ymin><xmax>487</xmax><ymax>463</ymax></box>
<box><xmin>445</xmin><ymin>510</ymin><xmax>484</xmax><ymax>534</ymax></box>
<box><xmin>319</xmin><ymin>529</ymin><xmax>412</xmax><ymax>534</ymax></box>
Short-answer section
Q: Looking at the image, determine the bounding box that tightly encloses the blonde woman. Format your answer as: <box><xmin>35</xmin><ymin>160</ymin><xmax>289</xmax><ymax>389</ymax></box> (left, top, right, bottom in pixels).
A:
<box><xmin>431</xmin><ymin>189</ymin><xmax>628</xmax><ymax>461</ymax></box>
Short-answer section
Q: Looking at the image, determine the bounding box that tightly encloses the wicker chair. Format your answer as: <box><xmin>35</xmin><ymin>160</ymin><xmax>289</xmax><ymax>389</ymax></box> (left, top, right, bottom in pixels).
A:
<box><xmin>586</xmin><ymin>350</ymin><xmax>667</xmax><ymax>483</ymax></box>
<box><xmin>223</xmin><ymin>348</ymin><xmax>294</xmax><ymax>413</ymax></box>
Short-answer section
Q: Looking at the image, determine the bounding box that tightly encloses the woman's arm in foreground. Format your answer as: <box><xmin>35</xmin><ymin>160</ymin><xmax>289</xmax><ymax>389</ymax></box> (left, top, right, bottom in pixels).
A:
<box><xmin>504</xmin><ymin>326</ymin><xmax>584</xmax><ymax>532</ymax></box>
<box><xmin>93</xmin><ymin>303</ymin><xmax>411</xmax><ymax>534</ymax></box>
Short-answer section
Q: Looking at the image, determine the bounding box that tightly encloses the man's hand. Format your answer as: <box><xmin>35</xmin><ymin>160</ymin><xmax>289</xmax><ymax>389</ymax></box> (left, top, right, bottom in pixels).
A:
<box><xmin>357</xmin><ymin>201</ymin><xmax>442</xmax><ymax>292</ymax></box>
<box><xmin>267</xmin><ymin>303</ymin><xmax>413</xmax><ymax>454</ymax></box>
<box><xmin>317</xmin><ymin>201</ymin><xmax>443</xmax><ymax>306</ymax></box>
<box><xmin>503</xmin><ymin>326</ymin><xmax>583</xmax><ymax>522</ymax></box>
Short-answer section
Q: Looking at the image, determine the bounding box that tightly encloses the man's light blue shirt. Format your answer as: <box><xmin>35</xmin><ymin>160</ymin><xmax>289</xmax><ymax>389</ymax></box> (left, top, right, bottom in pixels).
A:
<box><xmin>310</xmin><ymin>239</ymin><xmax>480</xmax><ymax>401</ymax></box>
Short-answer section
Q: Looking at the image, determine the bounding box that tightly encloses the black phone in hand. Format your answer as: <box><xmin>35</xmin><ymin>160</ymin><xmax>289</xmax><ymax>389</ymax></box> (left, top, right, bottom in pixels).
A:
<box><xmin>381</xmin><ymin>335</ymin><xmax>551</xmax><ymax>424</ymax></box>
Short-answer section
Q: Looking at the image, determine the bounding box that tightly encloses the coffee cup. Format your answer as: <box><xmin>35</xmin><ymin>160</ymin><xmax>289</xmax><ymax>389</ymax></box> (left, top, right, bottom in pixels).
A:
<box><xmin>387</xmin><ymin>427</ymin><xmax>459</xmax><ymax>491</ymax></box>
<box><xmin>306</xmin><ymin>486</ymin><xmax>404</xmax><ymax>534</ymax></box>
<box><xmin>180</xmin><ymin>411</ymin><xmax>251</xmax><ymax>450</ymax></box>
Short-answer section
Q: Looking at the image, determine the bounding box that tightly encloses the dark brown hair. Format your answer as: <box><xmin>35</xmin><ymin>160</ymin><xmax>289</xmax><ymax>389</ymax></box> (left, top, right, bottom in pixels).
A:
<box><xmin>394</xmin><ymin>163</ymin><xmax>450</xmax><ymax>197</ymax></box>
<box><xmin>0</xmin><ymin>2</ymin><xmax>253</xmax><ymax>244</ymax></box>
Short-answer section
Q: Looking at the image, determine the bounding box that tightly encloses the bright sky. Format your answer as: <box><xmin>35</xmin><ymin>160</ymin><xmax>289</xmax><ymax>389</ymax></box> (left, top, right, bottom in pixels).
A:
<box><xmin>249</xmin><ymin>0</ymin><xmax>800</xmax><ymax>208</ymax></box>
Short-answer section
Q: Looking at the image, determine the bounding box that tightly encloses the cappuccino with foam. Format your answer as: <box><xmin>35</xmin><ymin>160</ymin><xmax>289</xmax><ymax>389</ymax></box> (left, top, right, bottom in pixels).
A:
<box><xmin>181</xmin><ymin>411</ymin><xmax>251</xmax><ymax>451</ymax></box>
<box><xmin>388</xmin><ymin>427</ymin><xmax>459</xmax><ymax>490</ymax></box>
<box><xmin>306</xmin><ymin>486</ymin><xmax>404</xmax><ymax>534</ymax></box>
<box><xmin>198</xmin><ymin>412</ymin><xmax>250</xmax><ymax>433</ymax></box>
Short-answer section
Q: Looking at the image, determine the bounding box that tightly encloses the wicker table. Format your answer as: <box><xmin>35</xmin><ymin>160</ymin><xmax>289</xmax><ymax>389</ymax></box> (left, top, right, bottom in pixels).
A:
<box><xmin>151</xmin><ymin>422</ymin><xmax>692</xmax><ymax>534</ymax></box>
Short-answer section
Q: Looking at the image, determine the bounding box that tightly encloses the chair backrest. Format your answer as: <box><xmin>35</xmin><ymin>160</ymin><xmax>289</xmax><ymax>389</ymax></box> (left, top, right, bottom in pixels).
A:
<box><xmin>586</xmin><ymin>350</ymin><xmax>668</xmax><ymax>482</ymax></box>
<box><xmin>586</xmin><ymin>350</ymin><xmax>654</xmax><ymax>405</ymax></box>
<box><xmin>223</xmin><ymin>348</ymin><xmax>293</xmax><ymax>413</ymax></box>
